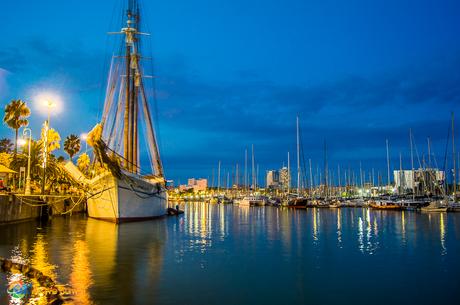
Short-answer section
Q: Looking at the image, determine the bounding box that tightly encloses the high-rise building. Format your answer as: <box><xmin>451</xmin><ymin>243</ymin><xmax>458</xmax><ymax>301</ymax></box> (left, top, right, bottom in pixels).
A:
<box><xmin>279</xmin><ymin>167</ymin><xmax>290</xmax><ymax>190</ymax></box>
<box><xmin>266</xmin><ymin>170</ymin><xmax>280</xmax><ymax>189</ymax></box>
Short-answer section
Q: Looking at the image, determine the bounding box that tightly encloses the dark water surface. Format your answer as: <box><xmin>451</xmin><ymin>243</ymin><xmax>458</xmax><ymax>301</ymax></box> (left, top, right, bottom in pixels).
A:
<box><xmin>1</xmin><ymin>204</ymin><xmax>460</xmax><ymax>304</ymax></box>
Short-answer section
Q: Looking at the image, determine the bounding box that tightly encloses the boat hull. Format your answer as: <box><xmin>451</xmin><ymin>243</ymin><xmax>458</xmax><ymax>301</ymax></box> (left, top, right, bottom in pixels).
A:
<box><xmin>87</xmin><ymin>172</ymin><xmax>167</xmax><ymax>223</ymax></box>
<box><xmin>421</xmin><ymin>207</ymin><xmax>447</xmax><ymax>213</ymax></box>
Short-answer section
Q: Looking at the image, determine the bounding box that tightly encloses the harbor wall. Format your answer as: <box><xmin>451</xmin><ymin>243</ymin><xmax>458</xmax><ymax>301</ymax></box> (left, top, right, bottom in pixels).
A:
<box><xmin>0</xmin><ymin>194</ymin><xmax>41</xmax><ymax>224</ymax></box>
<box><xmin>0</xmin><ymin>194</ymin><xmax>86</xmax><ymax>224</ymax></box>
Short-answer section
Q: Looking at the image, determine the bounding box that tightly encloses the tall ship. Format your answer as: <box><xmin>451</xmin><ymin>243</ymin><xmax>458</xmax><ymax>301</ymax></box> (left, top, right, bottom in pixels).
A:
<box><xmin>67</xmin><ymin>0</ymin><xmax>168</xmax><ymax>222</ymax></box>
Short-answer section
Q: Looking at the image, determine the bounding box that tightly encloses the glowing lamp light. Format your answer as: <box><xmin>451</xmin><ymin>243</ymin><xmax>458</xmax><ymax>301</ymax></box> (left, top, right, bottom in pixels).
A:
<box><xmin>33</xmin><ymin>91</ymin><xmax>63</xmax><ymax>117</ymax></box>
<box><xmin>80</xmin><ymin>133</ymin><xmax>88</xmax><ymax>140</ymax></box>
<box><xmin>17</xmin><ymin>138</ymin><xmax>27</xmax><ymax>147</ymax></box>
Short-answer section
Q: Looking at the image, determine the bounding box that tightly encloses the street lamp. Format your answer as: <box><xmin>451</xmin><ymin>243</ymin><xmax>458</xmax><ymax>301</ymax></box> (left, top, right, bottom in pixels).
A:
<box><xmin>80</xmin><ymin>133</ymin><xmax>88</xmax><ymax>153</ymax></box>
<box><xmin>23</xmin><ymin>128</ymin><xmax>32</xmax><ymax>195</ymax></box>
<box><xmin>43</xmin><ymin>100</ymin><xmax>55</xmax><ymax>126</ymax></box>
<box><xmin>41</xmin><ymin>100</ymin><xmax>55</xmax><ymax>195</ymax></box>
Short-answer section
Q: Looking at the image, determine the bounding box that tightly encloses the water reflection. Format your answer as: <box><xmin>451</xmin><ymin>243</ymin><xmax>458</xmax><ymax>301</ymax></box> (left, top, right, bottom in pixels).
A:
<box><xmin>30</xmin><ymin>234</ymin><xmax>56</xmax><ymax>282</ymax></box>
<box><xmin>336</xmin><ymin>208</ymin><xmax>342</xmax><ymax>246</ymax></box>
<box><xmin>0</xmin><ymin>216</ymin><xmax>166</xmax><ymax>305</ymax></box>
<box><xmin>440</xmin><ymin>212</ymin><xmax>446</xmax><ymax>255</ymax></box>
<box><xmin>0</xmin><ymin>206</ymin><xmax>459</xmax><ymax>305</ymax></box>
<box><xmin>70</xmin><ymin>240</ymin><xmax>92</xmax><ymax>305</ymax></box>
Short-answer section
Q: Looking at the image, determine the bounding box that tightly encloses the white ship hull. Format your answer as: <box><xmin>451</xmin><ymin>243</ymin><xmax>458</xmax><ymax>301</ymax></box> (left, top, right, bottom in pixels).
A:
<box><xmin>235</xmin><ymin>196</ymin><xmax>266</xmax><ymax>207</ymax></box>
<box><xmin>87</xmin><ymin>171</ymin><xmax>167</xmax><ymax>222</ymax></box>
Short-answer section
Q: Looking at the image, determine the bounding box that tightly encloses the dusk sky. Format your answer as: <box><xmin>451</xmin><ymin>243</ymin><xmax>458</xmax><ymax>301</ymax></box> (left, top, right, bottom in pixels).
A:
<box><xmin>1</xmin><ymin>0</ymin><xmax>460</xmax><ymax>185</ymax></box>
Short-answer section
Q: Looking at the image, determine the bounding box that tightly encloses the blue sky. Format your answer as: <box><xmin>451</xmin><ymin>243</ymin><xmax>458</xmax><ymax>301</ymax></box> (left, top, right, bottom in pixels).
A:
<box><xmin>1</xmin><ymin>0</ymin><xmax>460</xmax><ymax>186</ymax></box>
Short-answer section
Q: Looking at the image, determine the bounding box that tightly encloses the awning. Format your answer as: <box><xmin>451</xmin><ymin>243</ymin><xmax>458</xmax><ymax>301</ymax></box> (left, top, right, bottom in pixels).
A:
<box><xmin>0</xmin><ymin>164</ymin><xmax>17</xmax><ymax>174</ymax></box>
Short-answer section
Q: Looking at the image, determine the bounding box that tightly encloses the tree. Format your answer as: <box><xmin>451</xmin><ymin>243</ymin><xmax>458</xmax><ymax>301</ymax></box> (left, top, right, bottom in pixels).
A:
<box><xmin>0</xmin><ymin>152</ymin><xmax>11</xmax><ymax>167</ymax></box>
<box><xmin>0</xmin><ymin>138</ymin><xmax>13</xmax><ymax>153</ymax></box>
<box><xmin>3</xmin><ymin>99</ymin><xmax>31</xmax><ymax>156</ymax></box>
<box><xmin>63</xmin><ymin>134</ymin><xmax>81</xmax><ymax>161</ymax></box>
<box><xmin>77</xmin><ymin>153</ymin><xmax>90</xmax><ymax>174</ymax></box>
<box><xmin>40</xmin><ymin>125</ymin><xmax>61</xmax><ymax>153</ymax></box>
<box><xmin>10</xmin><ymin>140</ymin><xmax>75</xmax><ymax>193</ymax></box>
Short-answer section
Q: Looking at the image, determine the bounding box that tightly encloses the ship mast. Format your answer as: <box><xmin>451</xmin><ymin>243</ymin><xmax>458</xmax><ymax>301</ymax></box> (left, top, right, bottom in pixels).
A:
<box><xmin>122</xmin><ymin>1</ymin><xmax>138</xmax><ymax>172</ymax></box>
<box><xmin>120</xmin><ymin>0</ymin><xmax>162</xmax><ymax>176</ymax></box>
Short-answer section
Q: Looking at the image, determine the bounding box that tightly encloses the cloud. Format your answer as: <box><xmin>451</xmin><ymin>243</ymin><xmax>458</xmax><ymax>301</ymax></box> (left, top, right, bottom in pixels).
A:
<box><xmin>1</xmin><ymin>38</ymin><xmax>459</xmax><ymax>182</ymax></box>
<box><xmin>0</xmin><ymin>68</ymin><xmax>9</xmax><ymax>98</ymax></box>
<box><xmin>153</xmin><ymin>52</ymin><xmax>460</xmax><ymax>181</ymax></box>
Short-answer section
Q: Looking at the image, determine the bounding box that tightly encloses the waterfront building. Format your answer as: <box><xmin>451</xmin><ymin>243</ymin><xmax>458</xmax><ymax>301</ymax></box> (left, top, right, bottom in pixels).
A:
<box><xmin>394</xmin><ymin>169</ymin><xmax>444</xmax><ymax>195</ymax></box>
<box><xmin>187</xmin><ymin>178</ymin><xmax>208</xmax><ymax>192</ymax></box>
<box><xmin>266</xmin><ymin>170</ymin><xmax>280</xmax><ymax>189</ymax></box>
<box><xmin>279</xmin><ymin>167</ymin><xmax>290</xmax><ymax>190</ymax></box>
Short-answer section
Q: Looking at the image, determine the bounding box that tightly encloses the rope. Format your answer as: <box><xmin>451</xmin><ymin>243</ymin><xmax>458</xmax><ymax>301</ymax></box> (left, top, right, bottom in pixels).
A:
<box><xmin>121</xmin><ymin>175</ymin><xmax>166</xmax><ymax>199</ymax></box>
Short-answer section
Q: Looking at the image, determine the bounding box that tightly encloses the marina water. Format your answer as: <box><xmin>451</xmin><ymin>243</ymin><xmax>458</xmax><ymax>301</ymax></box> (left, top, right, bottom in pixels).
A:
<box><xmin>1</xmin><ymin>204</ymin><xmax>459</xmax><ymax>304</ymax></box>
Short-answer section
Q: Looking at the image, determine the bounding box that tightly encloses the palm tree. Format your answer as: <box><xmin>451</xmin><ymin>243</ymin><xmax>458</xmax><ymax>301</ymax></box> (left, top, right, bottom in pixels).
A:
<box><xmin>64</xmin><ymin>134</ymin><xmax>81</xmax><ymax>161</ymax></box>
<box><xmin>3</xmin><ymin>99</ymin><xmax>31</xmax><ymax>156</ymax></box>
<box><xmin>0</xmin><ymin>138</ymin><xmax>13</xmax><ymax>153</ymax></box>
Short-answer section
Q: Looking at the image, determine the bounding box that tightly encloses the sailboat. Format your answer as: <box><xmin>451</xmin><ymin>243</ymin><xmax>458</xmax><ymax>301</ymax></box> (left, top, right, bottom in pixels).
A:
<box><xmin>235</xmin><ymin>145</ymin><xmax>266</xmax><ymax>206</ymax></box>
<box><xmin>288</xmin><ymin>116</ymin><xmax>309</xmax><ymax>208</ymax></box>
<box><xmin>67</xmin><ymin>0</ymin><xmax>167</xmax><ymax>222</ymax></box>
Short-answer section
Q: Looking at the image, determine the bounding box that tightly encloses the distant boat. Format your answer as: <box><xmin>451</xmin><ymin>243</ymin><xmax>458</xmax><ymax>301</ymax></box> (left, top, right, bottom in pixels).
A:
<box><xmin>288</xmin><ymin>197</ymin><xmax>308</xmax><ymax>208</ymax></box>
<box><xmin>448</xmin><ymin>200</ymin><xmax>460</xmax><ymax>212</ymax></box>
<box><xmin>328</xmin><ymin>199</ymin><xmax>342</xmax><ymax>208</ymax></box>
<box><xmin>369</xmin><ymin>199</ymin><xmax>402</xmax><ymax>210</ymax></box>
<box><xmin>235</xmin><ymin>196</ymin><xmax>266</xmax><ymax>206</ymax></box>
<box><xmin>421</xmin><ymin>200</ymin><xmax>448</xmax><ymax>213</ymax></box>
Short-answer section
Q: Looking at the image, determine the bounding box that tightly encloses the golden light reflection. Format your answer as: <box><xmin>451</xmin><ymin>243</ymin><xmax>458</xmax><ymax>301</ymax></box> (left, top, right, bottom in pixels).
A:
<box><xmin>358</xmin><ymin>216</ymin><xmax>364</xmax><ymax>253</ymax></box>
<box><xmin>219</xmin><ymin>204</ymin><xmax>226</xmax><ymax>239</ymax></box>
<box><xmin>401</xmin><ymin>211</ymin><xmax>406</xmax><ymax>243</ymax></box>
<box><xmin>440</xmin><ymin>213</ymin><xmax>446</xmax><ymax>254</ymax></box>
<box><xmin>70</xmin><ymin>240</ymin><xmax>93</xmax><ymax>305</ymax></box>
<box><xmin>85</xmin><ymin>219</ymin><xmax>117</xmax><ymax>283</ymax></box>
<box><xmin>337</xmin><ymin>208</ymin><xmax>342</xmax><ymax>245</ymax></box>
<box><xmin>312</xmin><ymin>208</ymin><xmax>318</xmax><ymax>241</ymax></box>
<box><xmin>30</xmin><ymin>234</ymin><xmax>56</xmax><ymax>281</ymax></box>
<box><xmin>373</xmin><ymin>218</ymin><xmax>378</xmax><ymax>237</ymax></box>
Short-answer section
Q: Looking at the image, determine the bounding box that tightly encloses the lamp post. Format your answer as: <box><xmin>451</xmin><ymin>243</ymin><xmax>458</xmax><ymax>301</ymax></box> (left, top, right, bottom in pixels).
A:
<box><xmin>81</xmin><ymin>133</ymin><xmax>88</xmax><ymax>153</ymax></box>
<box><xmin>23</xmin><ymin>128</ymin><xmax>32</xmax><ymax>195</ymax></box>
<box><xmin>41</xmin><ymin>100</ymin><xmax>55</xmax><ymax>195</ymax></box>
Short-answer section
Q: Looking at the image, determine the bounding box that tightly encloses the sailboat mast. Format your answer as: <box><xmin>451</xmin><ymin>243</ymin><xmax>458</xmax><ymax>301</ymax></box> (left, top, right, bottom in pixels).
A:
<box><xmin>121</xmin><ymin>1</ymin><xmax>141</xmax><ymax>173</ymax></box>
<box><xmin>324</xmin><ymin>141</ymin><xmax>328</xmax><ymax>199</ymax></box>
<box><xmin>235</xmin><ymin>163</ymin><xmax>239</xmax><ymax>187</ymax></box>
<box><xmin>132</xmin><ymin>5</ymin><xmax>140</xmax><ymax>173</ymax></box>
<box><xmin>296</xmin><ymin>116</ymin><xmax>300</xmax><ymax>195</ymax></box>
<box><xmin>386</xmin><ymin>139</ymin><xmax>391</xmax><ymax>187</ymax></box>
<box><xmin>399</xmin><ymin>152</ymin><xmax>403</xmax><ymax>195</ymax></box>
<box><xmin>338</xmin><ymin>164</ymin><xmax>341</xmax><ymax>196</ymax></box>
<box><xmin>287</xmin><ymin>151</ymin><xmax>290</xmax><ymax>194</ymax></box>
<box><xmin>309</xmin><ymin>159</ymin><xmax>313</xmax><ymax>198</ymax></box>
<box><xmin>452</xmin><ymin>112</ymin><xmax>456</xmax><ymax>197</ymax></box>
<box><xmin>124</xmin><ymin>31</ymin><xmax>131</xmax><ymax>170</ymax></box>
<box><xmin>427</xmin><ymin>137</ymin><xmax>432</xmax><ymax>168</ymax></box>
<box><xmin>252</xmin><ymin>144</ymin><xmax>255</xmax><ymax>190</ymax></box>
<box><xmin>410</xmin><ymin>129</ymin><xmax>415</xmax><ymax>200</ymax></box>
<box><xmin>218</xmin><ymin>160</ymin><xmax>221</xmax><ymax>192</ymax></box>
<box><xmin>244</xmin><ymin>148</ymin><xmax>248</xmax><ymax>191</ymax></box>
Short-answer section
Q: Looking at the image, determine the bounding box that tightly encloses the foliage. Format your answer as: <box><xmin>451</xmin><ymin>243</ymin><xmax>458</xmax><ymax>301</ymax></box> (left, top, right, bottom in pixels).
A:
<box><xmin>10</xmin><ymin>140</ymin><xmax>76</xmax><ymax>192</ymax></box>
<box><xmin>63</xmin><ymin>134</ymin><xmax>81</xmax><ymax>160</ymax></box>
<box><xmin>3</xmin><ymin>99</ymin><xmax>31</xmax><ymax>155</ymax></box>
<box><xmin>0</xmin><ymin>152</ymin><xmax>11</xmax><ymax>167</ymax></box>
<box><xmin>77</xmin><ymin>153</ymin><xmax>90</xmax><ymax>173</ymax></box>
<box><xmin>40</xmin><ymin>124</ymin><xmax>61</xmax><ymax>153</ymax></box>
<box><xmin>0</xmin><ymin>138</ymin><xmax>13</xmax><ymax>153</ymax></box>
